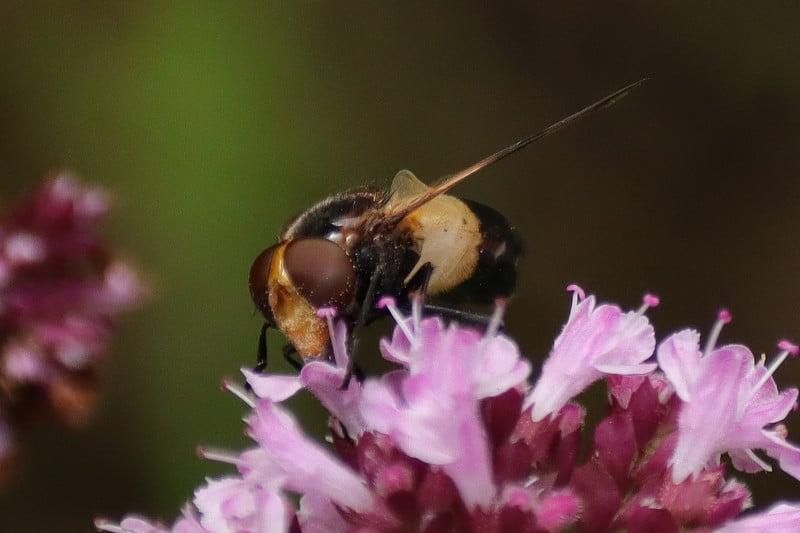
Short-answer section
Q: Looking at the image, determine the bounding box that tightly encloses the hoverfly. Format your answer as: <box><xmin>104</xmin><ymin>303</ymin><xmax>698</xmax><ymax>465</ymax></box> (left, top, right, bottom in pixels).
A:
<box><xmin>249</xmin><ymin>80</ymin><xmax>645</xmax><ymax>380</ymax></box>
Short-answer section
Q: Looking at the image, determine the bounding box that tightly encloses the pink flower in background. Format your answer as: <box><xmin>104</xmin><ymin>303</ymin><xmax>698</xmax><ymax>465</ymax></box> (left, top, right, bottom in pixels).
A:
<box><xmin>99</xmin><ymin>288</ymin><xmax>800</xmax><ymax>532</ymax></box>
<box><xmin>0</xmin><ymin>174</ymin><xmax>146</xmax><ymax>486</ymax></box>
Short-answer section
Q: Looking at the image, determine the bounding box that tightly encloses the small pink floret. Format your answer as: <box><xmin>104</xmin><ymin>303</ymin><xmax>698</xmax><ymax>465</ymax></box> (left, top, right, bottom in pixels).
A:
<box><xmin>97</xmin><ymin>285</ymin><xmax>800</xmax><ymax>532</ymax></box>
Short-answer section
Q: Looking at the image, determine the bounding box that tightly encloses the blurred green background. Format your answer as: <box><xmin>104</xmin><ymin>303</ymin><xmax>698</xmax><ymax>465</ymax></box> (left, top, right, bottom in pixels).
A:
<box><xmin>2</xmin><ymin>2</ymin><xmax>800</xmax><ymax>530</ymax></box>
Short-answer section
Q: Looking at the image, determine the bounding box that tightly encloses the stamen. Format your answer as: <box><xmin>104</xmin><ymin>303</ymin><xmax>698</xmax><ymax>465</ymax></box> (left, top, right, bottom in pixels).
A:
<box><xmin>703</xmin><ymin>309</ymin><xmax>731</xmax><ymax>355</ymax></box>
<box><xmin>486</xmin><ymin>298</ymin><xmax>507</xmax><ymax>338</ymax></box>
<box><xmin>197</xmin><ymin>445</ymin><xmax>241</xmax><ymax>465</ymax></box>
<box><xmin>565</xmin><ymin>284</ymin><xmax>586</xmax><ymax>321</ymax></box>
<box><xmin>410</xmin><ymin>292</ymin><xmax>423</xmax><ymax>332</ymax></box>
<box><xmin>222</xmin><ymin>378</ymin><xmax>256</xmax><ymax>408</ymax></box>
<box><xmin>378</xmin><ymin>296</ymin><xmax>415</xmax><ymax>342</ymax></box>
<box><xmin>318</xmin><ymin>305</ymin><xmax>340</xmax><ymax>351</ymax></box>
<box><xmin>377</xmin><ymin>295</ymin><xmax>397</xmax><ymax>310</ymax></box>
<box><xmin>778</xmin><ymin>339</ymin><xmax>799</xmax><ymax>356</ymax></box>
<box><xmin>316</xmin><ymin>306</ymin><xmax>337</xmax><ymax>319</ymax></box>
<box><xmin>317</xmin><ymin>307</ymin><xmax>336</xmax><ymax>336</ymax></box>
<box><xmin>565</xmin><ymin>284</ymin><xmax>586</xmax><ymax>301</ymax></box>
<box><xmin>317</xmin><ymin>306</ymin><xmax>350</xmax><ymax>366</ymax></box>
<box><xmin>637</xmin><ymin>293</ymin><xmax>660</xmax><ymax>314</ymax></box>
<box><xmin>752</xmin><ymin>339</ymin><xmax>798</xmax><ymax>393</ymax></box>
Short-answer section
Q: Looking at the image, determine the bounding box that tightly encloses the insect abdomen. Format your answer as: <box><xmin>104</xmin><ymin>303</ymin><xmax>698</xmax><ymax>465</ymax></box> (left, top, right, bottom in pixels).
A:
<box><xmin>438</xmin><ymin>199</ymin><xmax>523</xmax><ymax>305</ymax></box>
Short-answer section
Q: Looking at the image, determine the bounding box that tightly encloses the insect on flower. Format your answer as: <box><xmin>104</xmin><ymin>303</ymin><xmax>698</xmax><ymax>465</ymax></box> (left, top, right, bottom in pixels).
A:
<box><xmin>248</xmin><ymin>79</ymin><xmax>646</xmax><ymax>380</ymax></box>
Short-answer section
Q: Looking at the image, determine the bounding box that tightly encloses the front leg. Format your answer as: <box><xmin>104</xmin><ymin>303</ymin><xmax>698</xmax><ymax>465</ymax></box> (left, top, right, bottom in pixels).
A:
<box><xmin>254</xmin><ymin>323</ymin><xmax>269</xmax><ymax>373</ymax></box>
<box><xmin>282</xmin><ymin>343</ymin><xmax>303</xmax><ymax>372</ymax></box>
<box><xmin>341</xmin><ymin>264</ymin><xmax>383</xmax><ymax>389</ymax></box>
<box><xmin>254</xmin><ymin>324</ymin><xmax>303</xmax><ymax>374</ymax></box>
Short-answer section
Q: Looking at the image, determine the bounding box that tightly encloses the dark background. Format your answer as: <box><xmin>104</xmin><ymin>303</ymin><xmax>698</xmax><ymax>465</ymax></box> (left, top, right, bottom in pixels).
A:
<box><xmin>1</xmin><ymin>2</ymin><xmax>800</xmax><ymax>530</ymax></box>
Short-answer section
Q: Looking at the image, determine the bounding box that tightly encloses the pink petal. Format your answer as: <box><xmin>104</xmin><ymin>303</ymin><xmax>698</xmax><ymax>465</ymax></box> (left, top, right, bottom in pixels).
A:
<box><xmin>193</xmin><ymin>477</ymin><xmax>256</xmax><ymax>531</ymax></box>
<box><xmin>472</xmin><ymin>335</ymin><xmax>531</xmax><ymax>398</ymax></box>
<box><xmin>297</xmin><ymin>493</ymin><xmax>349</xmax><ymax>533</ymax></box>
<box><xmin>95</xmin><ymin>517</ymin><xmax>182</xmax><ymax>533</ymax></box>
<box><xmin>300</xmin><ymin>361</ymin><xmax>366</xmax><ymax>436</ymax></box>
<box><xmin>594</xmin><ymin>362</ymin><xmax>657</xmax><ymax>375</ymax></box>
<box><xmin>242</xmin><ymin>369</ymin><xmax>302</xmax><ymax>402</ymax></box>
<box><xmin>717</xmin><ymin>503</ymin><xmax>800</xmax><ymax>533</ymax></box>
<box><xmin>534</xmin><ymin>491</ymin><xmax>580</xmax><ymax>532</ymax></box>
<box><xmin>670</xmin><ymin>348</ymin><xmax>747</xmax><ymax>482</ymax></box>
<box><xmin>253</xmin><ymin>490</ymin><xmax>293</xmax><ymax>533</ymax></box>
<box><xmin>248</xmin><ymin>400</ymin><xmax>373</xmax><ymax>512</ymax></box>
<box><xmin>763</xmin><ymin>431</ymin><xmax>800</xmax><ymax>481</ymax></box>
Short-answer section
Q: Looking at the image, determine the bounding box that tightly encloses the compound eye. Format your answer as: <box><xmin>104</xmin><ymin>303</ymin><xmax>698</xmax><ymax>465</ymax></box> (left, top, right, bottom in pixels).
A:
<box><xmin>283</xmin><ymin>238</ymin><xmax>356</xmax><ymax>309</ymax></box>
<box><xmin>249</xmin><ymin>244</ymin><xmax>280</xmax><ymax>323</ymax></box>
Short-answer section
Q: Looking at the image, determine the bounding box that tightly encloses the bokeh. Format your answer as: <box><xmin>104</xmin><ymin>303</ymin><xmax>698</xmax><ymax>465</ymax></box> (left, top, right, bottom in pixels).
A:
<box><xmin>2</xmin><ymin>2</ymin><xmax>800</xmax><ymax>530</ymax></box>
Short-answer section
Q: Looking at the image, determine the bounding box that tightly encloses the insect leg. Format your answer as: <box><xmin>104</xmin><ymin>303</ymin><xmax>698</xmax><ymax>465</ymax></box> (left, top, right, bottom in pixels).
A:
<box><xmin>341</xmin><ymin>265</ymin><xmax>383</xmax><ymax>389</ymax></box>
<box><xmin>420</xmin><ymin>303</ymin><xmax>498</xmax><ymax>330</ymax></box>
<box><xmin>254</xmin><ymin>324</ymin><xmax>302</xmax><ymax>374</ymax></box>
<box><xmin>254</xmin><ymin>323</ymin><xmax>269</xmax><ymax>373</ymax></box>
<box><xmin>405</xmin><ymin>261</ymin><xmax>434</xmax><ymax>296</ymax></box>
<box><xmin>282</xmin><ymin>343</ymin><xmax>304</xmax><ymax>372</ymax></box>
<box><xmin>406</xmin><ymin>263</ymin><xmax>499</xmax><ymax>330</ymax></box>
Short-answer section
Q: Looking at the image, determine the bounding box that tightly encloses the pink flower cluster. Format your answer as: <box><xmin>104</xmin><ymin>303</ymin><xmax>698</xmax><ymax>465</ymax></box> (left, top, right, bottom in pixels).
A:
<box><xmin>0</xmin><ymin>174</ymin><xmax>145</xmax><ymax>485</ymax></box>
<box><xmin>98</xmin><ymin>288</ymin><xmax>800</xmax><ymax>532</ymax></box>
